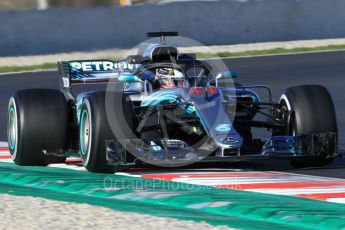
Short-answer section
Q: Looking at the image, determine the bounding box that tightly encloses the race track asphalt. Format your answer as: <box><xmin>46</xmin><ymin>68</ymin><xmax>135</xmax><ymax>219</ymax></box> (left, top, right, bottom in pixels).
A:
<box><xmin>0</xmin><ymin>50</ymin><xmax>344</xmax><ymax>177</ymax></box>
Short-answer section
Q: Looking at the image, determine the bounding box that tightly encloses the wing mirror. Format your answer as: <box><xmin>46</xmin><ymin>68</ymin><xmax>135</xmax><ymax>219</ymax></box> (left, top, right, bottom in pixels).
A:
<box><xmin>215</xmin><ymin>70</ymin><xmax>238</xmax><ymax>87</ymax></box>
<box><xmin>119</xmin><ymin>74</ymin><xmax>153</xmax><ymax>95</ymax></box>
<box><xmin>127</xmin><ymin>55</ymin><xmax>150</xmax><ymax>64</ymax></box>
<box><xmin>118</xmin><ymin>74</ymin><xmax>142</xmax><ymax>82</ymax></box>
<box><xmin>216</xmin><ymin>70</ymin><xmax>238</xmax><ymax>79</ymax></box>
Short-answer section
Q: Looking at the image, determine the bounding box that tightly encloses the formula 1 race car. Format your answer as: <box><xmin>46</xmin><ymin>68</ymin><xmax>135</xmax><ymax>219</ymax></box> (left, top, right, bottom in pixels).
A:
<box><xmin>7</xmin><ymin>32</ymin><xmax>339</xmax><ymax>173</ymax></box>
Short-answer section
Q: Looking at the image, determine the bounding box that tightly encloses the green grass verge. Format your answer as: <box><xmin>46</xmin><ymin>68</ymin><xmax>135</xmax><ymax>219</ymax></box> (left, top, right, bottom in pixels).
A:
<box><xmin>0</xmin><ymin>63</ymin><xmax>57</xmax><ymax>73</ymax></box>
<box><xmin>196</xmin><ymin>44</ymin><xmax>345</xmax><ymax>59</ymax></box>
<box><xmin>1</xmin><ymin>44</ymin><xmax>345</xmax><ymax>73</ymax></box>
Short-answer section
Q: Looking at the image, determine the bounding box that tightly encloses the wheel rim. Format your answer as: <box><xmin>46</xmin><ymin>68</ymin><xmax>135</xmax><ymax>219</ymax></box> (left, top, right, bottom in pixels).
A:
<box><xmin>280</xmin><ymin>98</ymin><xmax>297</xmax><ymax>136</ymax></box>
<box><xmin>80</xmin><ymin>109</ymin><xmax>90</xmax><ymax>156</ymax></box>
<box><xmin>290</xmin><ymin>113</ymin><xmax>297</xmax><ymax>136</ymax></box>
<box><xmin>8</xmin><ymin>103</ymin><xmax>17</xmax><ymax>153</ymax></box>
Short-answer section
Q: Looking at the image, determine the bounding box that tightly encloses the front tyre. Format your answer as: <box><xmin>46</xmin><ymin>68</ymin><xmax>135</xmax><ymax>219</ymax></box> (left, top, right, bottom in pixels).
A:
<box><xmin>79</xmin><ymin>93</ymin><xmax>113</xmax><ymax>173</ymax></box>
<box><xmin>7</xmin><ymin>89</ymin><xmax>68</xmax><ymax>166</ymax></box>
<box><xmin>280</xmin><ymin>85</ymin><xmax>337</xmax><ymax>168</ymax></box>
<box><xmin>79</xmin><ymin>91</ymin><xmax>131</xmax><ymax>173</ymax></box>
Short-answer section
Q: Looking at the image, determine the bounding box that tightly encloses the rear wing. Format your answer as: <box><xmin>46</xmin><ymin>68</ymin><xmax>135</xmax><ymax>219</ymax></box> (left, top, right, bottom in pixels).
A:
<box><xmin>58</xmin><ymin>60</ymin><xmax>140</xmax><ymax>87</ymax></box>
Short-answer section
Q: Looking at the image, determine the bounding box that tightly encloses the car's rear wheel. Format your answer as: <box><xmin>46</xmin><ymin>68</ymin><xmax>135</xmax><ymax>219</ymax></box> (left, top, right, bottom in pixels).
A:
<box><xmin>7</xmin><ymin>89</ymin><xmax>68</xmax><ymax>166</ymax></box>
<box><xmin>280</xmin><ymin>85</ymin><xmax>337</xmax><ymax>168</ymax></box>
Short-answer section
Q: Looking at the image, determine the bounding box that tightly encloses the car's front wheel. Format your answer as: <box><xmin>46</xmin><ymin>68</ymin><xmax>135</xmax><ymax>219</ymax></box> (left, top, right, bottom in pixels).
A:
<box><xmin>79</xmin><ymin>92</ymin><xmax>136</xmax><ymax>173</ymax></box>
<box><xmin>280</xmin><ymin>85</ymin><xmax>337</xmax><ymax>168</ymax></box>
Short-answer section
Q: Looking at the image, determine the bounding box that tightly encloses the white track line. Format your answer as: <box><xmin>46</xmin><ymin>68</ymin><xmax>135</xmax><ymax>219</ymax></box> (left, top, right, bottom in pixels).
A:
<box><xmin>0</xmin><ymin>142</ymin><xmax>8</xmax><ymax>147</ymax></box>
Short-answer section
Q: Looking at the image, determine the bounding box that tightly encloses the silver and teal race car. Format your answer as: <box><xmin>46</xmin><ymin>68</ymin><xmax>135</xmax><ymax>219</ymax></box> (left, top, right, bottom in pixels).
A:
<box><xmin>7</xmin><ymin>32</ymin><xmax>339</xmax><ymax>173</ymax></box>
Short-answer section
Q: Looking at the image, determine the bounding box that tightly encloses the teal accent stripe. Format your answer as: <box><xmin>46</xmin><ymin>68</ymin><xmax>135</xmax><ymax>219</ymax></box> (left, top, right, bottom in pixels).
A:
<box><xmin>8</xmin><ymin>106</ymin><xmax>15</xmax><ymax>151</ymax></box>
<box><xmin>79</xmin><ymin>109</ymin><xmax>87</xmax><ymax>156</ymax></box>
<box><xmin>0</xmin><ymin>162</ymin><xmax>344</xmax><ymax>229</ymax></box>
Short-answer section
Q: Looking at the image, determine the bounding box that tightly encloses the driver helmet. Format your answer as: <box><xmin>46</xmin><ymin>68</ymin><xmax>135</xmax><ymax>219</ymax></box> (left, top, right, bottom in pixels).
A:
<box><xmin>154</xmin><ymin>68</ymin><xmax>184</xmax><ymax>89</ymax></box>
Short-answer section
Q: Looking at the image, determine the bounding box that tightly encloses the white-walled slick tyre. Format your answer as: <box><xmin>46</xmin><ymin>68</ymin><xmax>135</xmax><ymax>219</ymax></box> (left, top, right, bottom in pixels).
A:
<box><xmin>79</xmin><ymin>92</ymin><xmax>137</xmax><ymax>173</ymax></box>
<box><xmin>7</xmin><ymin>89</ymin><xmax>68</xmax><ymax>166</ymax></box>
<box><xmin>79</xmin><ymin>92</ymin><xmax>116</xmax><ymax>173</ymax></box>
<box><xmin>280</xmin><ymin>85</ymin><xmax>337</xmax><ymax>168</ymax></box>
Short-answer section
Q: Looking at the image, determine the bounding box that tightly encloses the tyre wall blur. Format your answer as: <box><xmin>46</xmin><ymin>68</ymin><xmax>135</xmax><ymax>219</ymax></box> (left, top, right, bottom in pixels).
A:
<box><xmin>1</xmin><ymin>0</ymin><xmax>344</xmax><ymax>56</ymax></box>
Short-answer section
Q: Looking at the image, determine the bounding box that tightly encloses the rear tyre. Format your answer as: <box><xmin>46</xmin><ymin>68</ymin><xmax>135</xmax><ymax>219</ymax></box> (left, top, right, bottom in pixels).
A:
<box><xmin>79</xmin><ymin>92</ymin><xmax>136</xmax><ymax>173</ymax></box>
<box><xmin>7</xmin><ymin>89</ymin><xmax>68</xmax><ymax>166</ymax></box>
<box><xmin>280</xmin><ymin>85</ymin><xmax>337</xmax><ymax>168</ymax></box>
